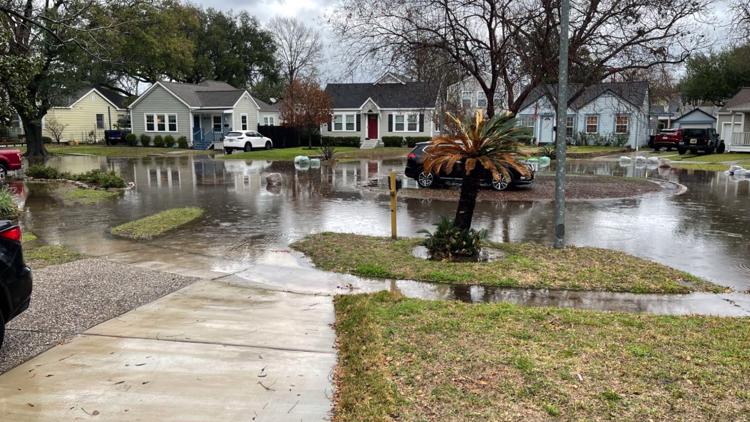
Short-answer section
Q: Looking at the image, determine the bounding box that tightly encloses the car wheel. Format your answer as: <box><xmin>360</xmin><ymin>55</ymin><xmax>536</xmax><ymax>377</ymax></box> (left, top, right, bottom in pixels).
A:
<box><xmin>417</xmin><ymin>172</ymin><xmax>434</xmax><ymax>188</ymax></box>
<box><xmin>717</xmin><ymin>143</ymin><xmax>725</xmax><ymax>154</ymax></box>
<box><xmin>265</xmin><ymin>141</ymin><xmax>272</xmax><ymax>150</ymax></box>
<box><xmin>224</xmin><ymin>148</ymin><xmax>232</xmax><ymax>155</ymax></box>
<box><xmin>0</xmin><ymin>164</ymin><xmax>7</xmax><ymax>182</ymax></box>
<box><xmin>666</xmin><ymin>146</ymin><xmax>672</xmax><ymax>151</ymax></box>
<box><xmin>491</xmin><ymin>174</ymin><xmax>510</xmax><ymax>191</ymax></box>
<box><xmin>677</xmin><ymin>148</ymin><xmax>686</xmax><ymax>155</ymax></box>
<box><xmin>244</xmin><ymin>142</ymin><xmax>252</xmax><ymax>152</ymax></box>
<box><xmin>652</xmin><ymin>146</ymin><xmax>660</xmax><ymax>152</ymax></box>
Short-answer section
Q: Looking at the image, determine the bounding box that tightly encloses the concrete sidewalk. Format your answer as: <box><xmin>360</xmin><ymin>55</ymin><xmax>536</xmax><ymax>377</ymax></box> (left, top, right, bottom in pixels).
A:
<box><xmin>0</xmin><ymin>277</ymin><xmax>335</xmax><ymax>421</ymax></box>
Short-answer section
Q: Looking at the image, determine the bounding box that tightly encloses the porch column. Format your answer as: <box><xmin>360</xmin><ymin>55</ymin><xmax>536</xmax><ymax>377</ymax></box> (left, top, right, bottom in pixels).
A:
<box><xmin>189</xmin><ymin>112</ymin><xmax>194</xmax><ymax>146</ymax></box>
<box><xmin>730</xmin><ymin>112</ymin><xmax>736</xmax><ymax>152</ymax></box>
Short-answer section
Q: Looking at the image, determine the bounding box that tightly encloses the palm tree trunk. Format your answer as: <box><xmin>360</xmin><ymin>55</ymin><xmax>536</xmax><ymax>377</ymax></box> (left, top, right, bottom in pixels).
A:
<box><xmin>454</xmin><ymin>171</ymin><xmax>481</xmax><ymax>230</ymax></box>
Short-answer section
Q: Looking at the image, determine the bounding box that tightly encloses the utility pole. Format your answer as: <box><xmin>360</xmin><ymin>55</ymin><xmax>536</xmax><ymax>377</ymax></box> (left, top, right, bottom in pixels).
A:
<box><xmin>554</xmin><ymin>0</ymin><xmax>570</xmax><ymax>249</ymax></box>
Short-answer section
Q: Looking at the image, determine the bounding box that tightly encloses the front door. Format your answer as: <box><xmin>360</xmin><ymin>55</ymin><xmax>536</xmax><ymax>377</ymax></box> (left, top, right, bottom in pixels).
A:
<box><xmin>540</xmin><ymin>115</ymin><xmax>554</xmax><ymax>144</ymax></box>
<box><xmin>367</xmin><ymin>115</ymin><xmax>378</xmax><ymax>139</ymax></box>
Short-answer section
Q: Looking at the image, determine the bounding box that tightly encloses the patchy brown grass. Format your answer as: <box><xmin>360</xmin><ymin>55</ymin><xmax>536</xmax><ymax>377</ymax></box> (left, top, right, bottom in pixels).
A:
<box><xmin>292</xmin><ymin>233</ymin><xmax>725</xmax><ymax>294</ymax></box>
<box><xmin>334</xmin><ymin>292</ymin><xmax>750</xmax><ymax>421</ymax></box>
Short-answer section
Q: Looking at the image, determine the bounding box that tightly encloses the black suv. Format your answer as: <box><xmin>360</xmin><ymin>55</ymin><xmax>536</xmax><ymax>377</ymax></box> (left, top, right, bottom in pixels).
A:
<box><xmin>0</xmin><ymin>221</ymin><xmax>32</xmax><ymax>350</ymax></box>
<box><xmin>404</xmin><ymin>142</ymin><xmax>534</xmax><ymax>191</ymax></box>
<box><xmin>678</xmin><ymin>128</ymin><xmax>725</xmax><ymax>155</ymax></box>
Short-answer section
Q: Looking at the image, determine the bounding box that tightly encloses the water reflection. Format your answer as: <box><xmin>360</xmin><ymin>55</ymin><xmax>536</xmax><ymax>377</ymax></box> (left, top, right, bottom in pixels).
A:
<box><xmin>23</xmin><ymin>155</ymin><xmax>750</xmax><ymax>291</ymax></box>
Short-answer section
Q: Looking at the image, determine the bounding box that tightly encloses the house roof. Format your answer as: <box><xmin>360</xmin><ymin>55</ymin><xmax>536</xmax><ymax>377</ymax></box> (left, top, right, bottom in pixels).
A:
<box><xmin>325</xmin><ymin>81</ymin><xmax>438</xmax><ymax>109</ymax></box>
<box><xmin>722</xmin><ymin>87</ymin><xmax>750</xmax><ymax>111</ymax></box>
<box><xmin>256</xmin><ymin>98</ymin><xmax>280</xmax><ymax>113</ymax></box>
<box><xmin>673</xmin><ymin>108</ymin><xmax>716</xmax><ymax>122</ymax></box>
<box><xmin>159</xmin><ymin>81</ymin><xmax>246</xmax><ymax>108</ymax></box>
<box><xmin>59</xmin><ymin>86</ymin><xmax>128</xmax><ymax>109</ymax></box>
<box><xmin>520</xmin><ymin>81</ymin><xmax>649</xmax><ymax>111</ymax></box>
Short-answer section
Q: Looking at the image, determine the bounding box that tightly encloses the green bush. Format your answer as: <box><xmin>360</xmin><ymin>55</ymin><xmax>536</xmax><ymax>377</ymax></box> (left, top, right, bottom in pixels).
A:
<box><xmin>381</xmin><ymin>136</ymin><xmax>404</xmax><ymax>147</ymax></box>
<box><xmin>164</xmin><ymin>135</ymin><xmax>176</xmax><ymax>148</ymax></box>
<box><xmin>27</xmin><ymin>164</ymin><xmax>62</xmax><ymax>179</ymax></box>
<box><xmin>0</xmin><ymin>186</ymin><xmax>19</xmax><ymax>219</ymax></box>
<box><xmin>140</xmin><ymin>134</ymin><xmax>151</xmax><ymax>147</ymax></box>
<box><xmin>42</xmin><ymin>136</ymin><xmax>53</xmax><ymax>144</ymax></box>
<box><xmin>73</xmin><ymin>169</ymin><xmax>126</xmax><ymax>189</ymax></box>
<box><xmin>125</xmin><ymin>134</ymin><xmax>138</xmax><ymax>147</ymax></box>
<box><xmin>153</xmin><ymin>135</ymin><xmax>164</xmax><ymax>148</ymax></box>
<box><xmin>405</xmin><ymin>136</ymin><xmax>432</xmax><ymax>147</ymax></box>
<box><xmin>177</xmin><ymin>136</ymin><xmax>188</xmax><ymax>149</ymax></box>
<box><xmin>419</xmin><ymin>217</ymin><xmax>488</xmax><ymax>261</ymax></box>
<box><xmin>321</xmin><ymin>136</ymin><xmax>361</xmax><ymax>147</ymax></box>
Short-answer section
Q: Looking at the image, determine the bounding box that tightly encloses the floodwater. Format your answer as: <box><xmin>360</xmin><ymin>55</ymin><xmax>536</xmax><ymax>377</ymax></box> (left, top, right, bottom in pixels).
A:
<box><xmin>20</xmin><ymin>154</ymin><xmax>750</xmax><ymax>298</ymax></box>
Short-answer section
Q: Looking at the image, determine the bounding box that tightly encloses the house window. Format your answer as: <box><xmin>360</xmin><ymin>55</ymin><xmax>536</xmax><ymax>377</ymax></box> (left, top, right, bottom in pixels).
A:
<box><xmin>241</xmin><ymin>114</ymin><xmax>248</xmax><ymax>130</ymax></box>
<box><xmin>168</xmin><ymin>115</ymin><xmax>177</xmax><ymax>132</ymax></box>
<box><xmin>519</xmin><ymin>116</ymin><xmax>535</xmax><ymax>128</ymax></box>
<box><xmin>394</xmin><ymin>114</ymin><xmax>405</xmax><ymax>131</ymax></box>
<box><xmin>332</xmin><ymin>113</ymin><xmax>356</xmax><ymax>132</ymax></box>
<box><xmin>476</xmin><ymin>92</ymin><xmax>487</xmax><ymax>108</ymax></box>
<box><xmin>461</xmin><ymin>91</ymin><xmax>473</xmax><ymax>108</ymax></box>
<box><xmin>392</xmin><ymin>113</ymin><xmax>420</xmax><ymax>133</ymax></box>
<box><xmin>212</xmin><ymin>115</ymin><xmax>222</xmax><ymax>132</ymax></box>
<box><xmin>156</xmin><ymin>115</ymin><xmax>166</xmax><ymax>131</ymax></box>
<box><xmin>565</xmin><ymin>116</ymin><xmax>575</xmax><ymax>137</ymax></box>
<box><xmin>263</xmin><ymin>116</ymin><xmax>275</xmax><ymax>126</ymax></box>
<box><xmin>145</xmin><ymin>115</ymin><xmax>155</xmax><ymax>131</ymax></box>
<box><xmin>615</xmin><ymin>115</ymin><xmax>629</xmax><ymax>134</ymax></box>
<box><xmin>96</xmin><ymin>114</ymin><xmax>105</xmax><ymax>129</ymax></box>
<box><xmin>585</xmin><ymin>115</ymin><xmax>599</xmax><ymax>134</ymax></box>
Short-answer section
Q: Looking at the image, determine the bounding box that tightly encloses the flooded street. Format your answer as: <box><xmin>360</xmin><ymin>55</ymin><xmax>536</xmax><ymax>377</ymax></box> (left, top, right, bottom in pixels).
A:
<box><xmin>22</xmin><ymin>154</ymin><xmax>750</xmax><ymax>292</ymax></box>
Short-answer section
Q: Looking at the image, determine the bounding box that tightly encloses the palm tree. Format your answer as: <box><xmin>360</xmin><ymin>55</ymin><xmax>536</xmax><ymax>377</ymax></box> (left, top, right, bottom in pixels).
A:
<box><xmin>423</xmin><ymin>111</ymin><xmax>532</xmax><ymax>230</ymax></box>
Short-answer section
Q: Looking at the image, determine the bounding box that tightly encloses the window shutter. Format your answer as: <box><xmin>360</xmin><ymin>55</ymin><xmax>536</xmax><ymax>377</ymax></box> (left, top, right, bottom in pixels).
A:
<box><xmin>388</xmin><ymin>114</ymin><xmax>393</xmax><ymax>132</ymax></box>
<box><xmin>419</xmin><ymin>113</ymin><xmax>425</xmax><ymax>132</ymax></box>
<box><xmin>356</xmin><ymin>114</ymin><xmax>361</xmax><ymax>131</ymax></box>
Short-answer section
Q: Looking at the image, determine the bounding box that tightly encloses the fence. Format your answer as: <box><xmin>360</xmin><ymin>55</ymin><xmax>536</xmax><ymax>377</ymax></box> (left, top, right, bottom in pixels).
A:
<box><xmin>258</xmin><ymin>125</ymin><xmax>321</xmax><ymax>148</ymax></box>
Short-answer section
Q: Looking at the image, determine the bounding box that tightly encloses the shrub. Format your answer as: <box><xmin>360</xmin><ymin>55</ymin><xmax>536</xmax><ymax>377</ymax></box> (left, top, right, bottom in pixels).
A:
<box><xmin>140</xmin><ymin>134</ymin><xmax>151</xmax><ymax>147</ymax></box>
<box><xmin>0</xmin><ymin>186</ymin><xmax>19</xmax><ymax>219</ymax></box>
<box><xmin>125</xmin><ymin>134</ymin><xmax>138</xmax><ymax>147</ymax></box>
<box><xmin>164</xmin><ymin>135</ymin><xmax>176</xmax><ymax>148</ymax></box>
<box><xmin>538</xmin><ymin>144</ymin><xmax>555</xmax><ymax>159</ymax></box>
<box><xmin>73</xmin><ymin>169</ymin><xmax>126</xmax><ymax>189</ymax></box>
<box><xmin>177</xmin><ymin>136</ymin><xmax>189</xmax><ymax>149</ymax></box>
<box><xmin>419</xmin><ymin>216</ymin><xmax>487</xmax><ymax>261</ymax></box>
<box><xmin>321</xmin><ymin>136</ymin><xmax>361</xmax><ymax>147</ymax></box>
<box><xmin>26</xmin><ymin>164</ymin><xmax>62</xmax><ymax>179</ymax></box>
<box><xmin>42</xmin><ymin>136</ymin><xmax>53</xmax><ymax>144</ymax></box>
<box><xmin>382</xmin><ymin>136</ymin><xmax>404</xmax><ymax>147</ymax></box>
<box><xmin>404</xmin><ymin>136</ymin><xmax>432</xmax><ymax>147</ymax></box>
<box><xmin>153</xmin><ymin>135</ymin><xmax>164</xmax><ymax>148</ymax></box>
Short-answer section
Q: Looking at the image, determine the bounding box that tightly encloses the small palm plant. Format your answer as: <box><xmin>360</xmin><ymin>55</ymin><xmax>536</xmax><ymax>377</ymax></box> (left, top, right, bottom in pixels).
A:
<box><xmin>423</xmin><ymin>111</ymin><xmax>532</xmax><ymax>230</ymax></box>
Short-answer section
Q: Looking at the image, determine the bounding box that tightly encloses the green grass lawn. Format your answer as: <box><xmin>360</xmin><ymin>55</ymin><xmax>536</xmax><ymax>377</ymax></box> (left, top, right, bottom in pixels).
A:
<box><xmin>661</xmin><ymin>152</ymin><xmax>750</xmax><ymax>172</ymax></box>
<box><xmin>334</xmin><ymin>292</ymin><xmax>750</xmax><ymax>421</ymax></box>
<box><xmin>291</xmin><ymin>233</ymin><xmax>724</xmax><ymax>294</ymax></box>
<box><xmin>40</xmin><ymin>144</ymin><xmax>204</xmax><ymax>157</ymax></box>
<box><xmin>22</xmin><ymin>232</ymin><xmax>81</xmax><ymax>268</ymax></box>
<box><xmin>219</xmin><ymin>146</ymin><xmax>411</xmax><ymax>161</ymax></box>
<box><xmin>523</xmin><ymin>145</ymin><xmax>627</xmax><ymax>156</ymax></box>
<box><xmin>61</xmin><ymin>187</ymin><xmax>121</xmax><ymax>205</ymax></box>
<box><xmin>110</xmin><ymin>207</ymin><xmax>204</xmax><ymax>240</ymax></box>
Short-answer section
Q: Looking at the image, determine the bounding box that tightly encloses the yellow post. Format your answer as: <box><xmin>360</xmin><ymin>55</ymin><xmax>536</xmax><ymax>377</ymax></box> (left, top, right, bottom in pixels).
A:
<box><xmin>389</xmin><ymin>170</ymin><xmax>397</xmax><ymax>239</ymax></box>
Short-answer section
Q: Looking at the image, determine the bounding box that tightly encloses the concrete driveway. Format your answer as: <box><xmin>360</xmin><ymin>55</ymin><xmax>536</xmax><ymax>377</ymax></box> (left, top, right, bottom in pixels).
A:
<box><xmin>0</xmin><ymin>258</ymin><xmax>336</xmax><ymax>421</ymax></box>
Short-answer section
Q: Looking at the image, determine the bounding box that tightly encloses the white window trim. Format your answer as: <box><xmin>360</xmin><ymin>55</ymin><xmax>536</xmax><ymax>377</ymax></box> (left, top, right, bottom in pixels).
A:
<box><xmin>461</xmin><ymin>91</ymin><xmax>473</xmax><ymax>108</ymax></box>
<box><xmin>212</xmin><ymin>115</ymin><xmax>223</xmax><ymax>133</ymax></box>
<box><xmin>585</xmin><ymin>115</ymin><xmax>599</xmax><ymax>134</ymax></box>
<box><xmin>240</xmin><ymin>113</ymin><xmax>248</xmax><ymax>131</ymax></box>
<box><xmin>96</xmin><ymin>113</ymin><xmax>105</xmax><ymax>129</ymax></box>
<box><xmin>476</xmin><ymin>91</ymin><xmax>488</xmax><ymax>108</ymax></box>
<box><xmin>144</xmin><ymin>113</ymin><xmax>179</xmax><ymax>133</ymax></box>
<box><xmin>615</xmin><ymin>114</ymin><xmax>630</xmax><ymax>134</ymax></box>
<box><xmin>391</xmin><ymin>112</ymin><xmax>420</xmax><ymax>133</ymax></box>
<box><xmin>332</xmin><ymin>113</ymin><xmax>357</xmax><ymax>132</ymax></box>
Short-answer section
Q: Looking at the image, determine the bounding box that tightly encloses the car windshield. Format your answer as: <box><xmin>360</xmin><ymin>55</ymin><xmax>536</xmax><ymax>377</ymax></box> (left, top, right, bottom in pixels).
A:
<box><xmin>682</xmin><ymin>129</ymin><xmax>707</xmax><ymax>137</ymax></box>
<box><xmin>226</xmin><ymin>132</ymin><xmax>243</xmax><ymax>137</ymax></box>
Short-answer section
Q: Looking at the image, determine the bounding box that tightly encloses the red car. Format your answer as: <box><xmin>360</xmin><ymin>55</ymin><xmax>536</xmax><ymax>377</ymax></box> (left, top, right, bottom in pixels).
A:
<box><xmin>0</xmin><ymin>149</ymin><xmax>23</xmax><ymax>178</ymax></box>
<box><xmin>649</xmin><ymin>129</ymin><xmax>681</xmax><ymax>151</ymax></box>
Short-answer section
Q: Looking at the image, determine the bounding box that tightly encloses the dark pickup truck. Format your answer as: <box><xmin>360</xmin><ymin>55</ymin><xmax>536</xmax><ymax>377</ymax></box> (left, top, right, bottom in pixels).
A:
<box><xmin>677</xmin><ymin>128</ymin><xmax>725</xmax><ymax>155</ymax></box>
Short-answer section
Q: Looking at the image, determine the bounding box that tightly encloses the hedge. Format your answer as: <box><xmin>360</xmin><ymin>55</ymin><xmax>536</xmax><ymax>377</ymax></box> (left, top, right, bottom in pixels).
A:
<box><xmin>140</xmin><ymin>134</ymin><xmax>151</xmax><ymax>147</ymax></box>
<box><xmin>321</xmin><ymin>136</ymin><xmax>361</xmax><ymax>147</ymax></box>
<box><xmin>381</xmin><ymin>136</ymin><xmax>432</xmax><ymax>148</ymax></box>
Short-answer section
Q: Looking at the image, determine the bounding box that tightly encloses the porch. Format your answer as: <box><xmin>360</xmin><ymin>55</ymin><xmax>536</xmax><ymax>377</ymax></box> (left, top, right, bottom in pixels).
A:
<box><xmin>191</xmin><ymin>110</ymin><xmax>233</xmax><ymax>150</ymax></box>
<box><xmin>727</xmin><ymin>132</ymin><xmax>750</xmax><ymax>152</ymax></box>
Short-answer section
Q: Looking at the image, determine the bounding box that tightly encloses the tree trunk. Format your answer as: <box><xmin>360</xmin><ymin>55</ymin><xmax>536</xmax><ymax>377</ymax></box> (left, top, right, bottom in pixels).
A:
<box><xmin>485</xmin><ymin>90</ymin><xmax>495</xmax><ymax>118</ymax></box>
<box><xmin>454</xmin><ymin>170</ymin><xmax>481</xmax><ymax>230</ymax></box>
<box><xmin>308</xmin><ymin>126</ymin><xmax>312</xmax><ymax>149</ymax></box>
<box><xmin>22</xmin><ymin>116</ymin><xmax>48</xmax><ymax>162</ymax></box>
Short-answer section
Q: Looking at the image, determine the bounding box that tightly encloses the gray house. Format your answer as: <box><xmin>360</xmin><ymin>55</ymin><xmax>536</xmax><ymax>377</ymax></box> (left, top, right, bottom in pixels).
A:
<box><xmin>516</xmin><ymin>81</ymin><xmax>650</xmax><ymax>148</ymax></box>
<box><xmin>716</xmin><ymin>87</ymin><xmax>750</xmax><ymax>152</ymax></box>
<box><xmin>129</xmin><ymin>80</ymin><xmax>261</xmax><ymax>149</ymax></box>
<box><xmin>321</xmin><ymin>73</ymin><xmax>439</xmax><ymax>144</ymax></box>
<box><xmin>671</xmin><ymin>108</ymin><xmax>716</xmax><ymax>129</ymax></box>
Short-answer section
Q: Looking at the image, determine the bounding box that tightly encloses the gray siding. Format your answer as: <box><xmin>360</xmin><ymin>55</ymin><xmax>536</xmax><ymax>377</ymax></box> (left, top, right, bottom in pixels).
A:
<box><xmin>232</xmin><ymin>94</ymin><xmax>259</xmax><ymax>130</ymax></box>
<box><xmin>130</xmin><ymin>85</ymin><xmax>192</xmax><ymax>142</ymax></box>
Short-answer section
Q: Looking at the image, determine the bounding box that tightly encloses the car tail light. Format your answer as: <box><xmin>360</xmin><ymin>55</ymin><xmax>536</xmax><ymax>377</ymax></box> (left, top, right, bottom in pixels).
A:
<box><xmin>407</xmin><ymin>152</ymin><xmax>417</xmax><ymax>159</ymax></box>
<box><xmin>0</xmin><ymin>226</ymin><xmax>22</xmax><ymax>242</ymax></box>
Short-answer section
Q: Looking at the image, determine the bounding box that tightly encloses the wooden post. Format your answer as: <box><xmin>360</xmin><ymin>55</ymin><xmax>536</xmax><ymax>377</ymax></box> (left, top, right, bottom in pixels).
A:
<box><xmin>389</xmin><ymin>170</ymin><xmax>397</xmax><ymax>239</ymax></box>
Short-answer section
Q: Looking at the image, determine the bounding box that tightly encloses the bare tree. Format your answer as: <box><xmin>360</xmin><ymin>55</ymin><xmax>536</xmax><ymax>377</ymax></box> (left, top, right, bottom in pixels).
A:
<box><xmin>268</xmin><ymin>17</ymin><xmax>323</xmax><ymax>84</ymax></box>
<box><xmin>44</xmin><ymin>117</ymin><xmax>68</xmax><ymax>143</ymax></box>
<box><xmin>329</xmin><ymin>0</ymin><xmax>709</xmax><ymax>116</ymax></box>
<box><xmin>734</xmin><ymin>0</ymin><xmax>750</xmax><ymax>39</ymax></box>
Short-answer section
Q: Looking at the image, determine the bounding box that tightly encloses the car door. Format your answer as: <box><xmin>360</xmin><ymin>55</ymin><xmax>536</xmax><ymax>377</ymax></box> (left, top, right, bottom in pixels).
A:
<box><xmin>247</xmin><ymin>132</ymin><xmax>261</xmax><ymax>148</ymax></box>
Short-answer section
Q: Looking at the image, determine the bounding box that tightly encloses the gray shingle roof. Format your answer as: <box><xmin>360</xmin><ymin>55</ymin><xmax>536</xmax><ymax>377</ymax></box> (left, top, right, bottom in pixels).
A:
<box><xmin>160</xmin><ymin>80</ymin><xmax>245</xmax><ymax>108</ymax></box>
<box><xmin>255</xmin><ymin>98</ymin><xmax>280</xmax><ymax>112</ymax></box>
<box><xmin>520</xmin><ymin>81</ymin><xmax>649</xmax><ymax>111</ymax></box>
<box><xmin>325</xmin><ymin>82</ymin><xmax>438</xmax><ymax>109</ymax></box>
<box><xmin>723</xmin><ymin>87</ymin><xmax>750</xmax><ymax>111</ymax></box>
<box><xmin>61</xmin><ymin>86</ymin><xmax>128</xmax><ymax>109</ymax></box>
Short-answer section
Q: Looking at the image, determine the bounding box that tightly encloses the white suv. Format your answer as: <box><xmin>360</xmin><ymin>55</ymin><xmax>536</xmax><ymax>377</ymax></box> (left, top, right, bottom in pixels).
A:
<box><xmin>223</xmin><ymin>131</ymin><xmax>273</xmax><ymax>154</ymax></box>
